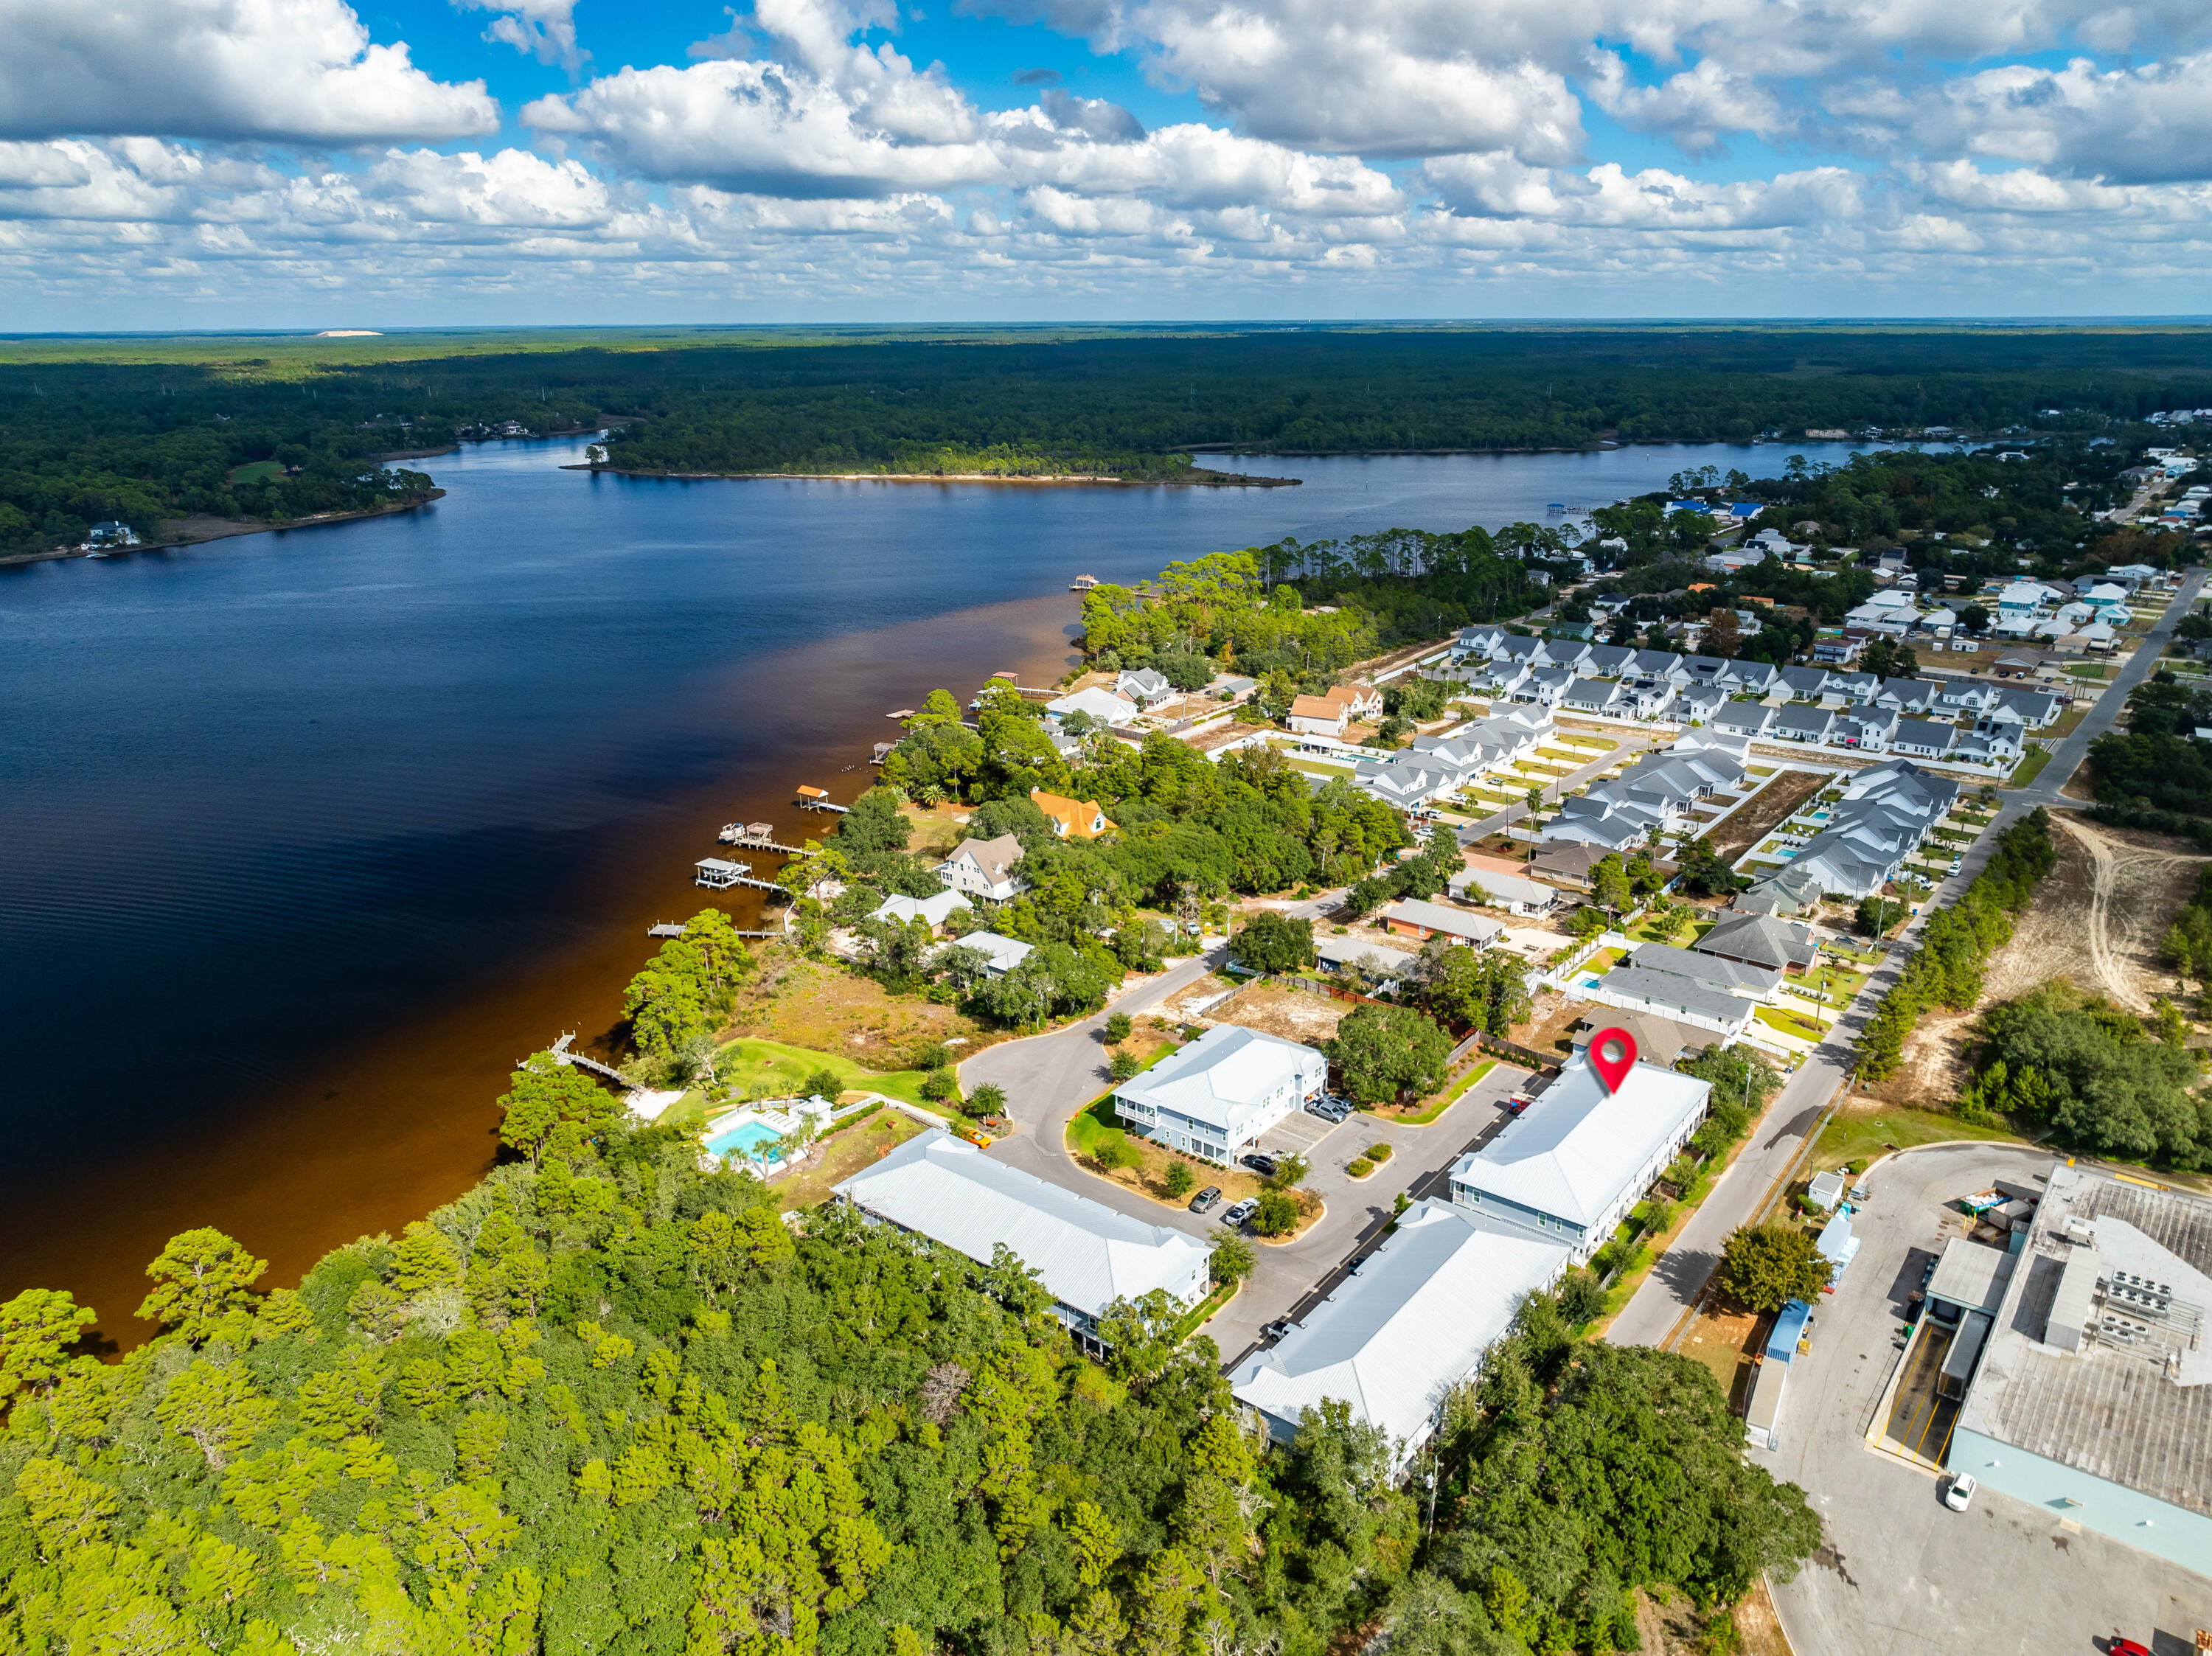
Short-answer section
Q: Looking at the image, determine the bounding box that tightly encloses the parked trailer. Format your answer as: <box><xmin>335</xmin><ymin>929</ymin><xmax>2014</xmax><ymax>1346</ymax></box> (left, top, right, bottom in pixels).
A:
<box><xmin>1938</xmin><ymin>1309</ymin><xmax>1992</xmax><ymax>1401</ymax></box>
<box><xmin>1745</xmin><ymin>1359</ymin><xmax>1788</xmax><ymax>1450</ymax></box>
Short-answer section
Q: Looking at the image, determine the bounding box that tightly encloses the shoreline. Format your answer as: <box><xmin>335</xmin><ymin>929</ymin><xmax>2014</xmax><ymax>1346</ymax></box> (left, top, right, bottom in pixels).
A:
<box><xmin>0</xmin><ymin>493</ymin><xmax>447</xmax><ymax>568</ymax></box>
<box><xmin>1</xmin><ymin>584</ymin><xmax>1088</xmax><ymax>1349</ymax></box>
<box><xmin>560</xmin><ymin>465</ymin><xmax>1300</xmax><ymax>488</ymax></box>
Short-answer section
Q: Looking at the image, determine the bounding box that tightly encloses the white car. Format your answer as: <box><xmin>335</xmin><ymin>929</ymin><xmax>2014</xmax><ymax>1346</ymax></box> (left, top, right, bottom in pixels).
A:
<box><xmin>1942</xmin><ymin>1472</ymin><xmax>1978</xmax><ymax>1512</ymax></box>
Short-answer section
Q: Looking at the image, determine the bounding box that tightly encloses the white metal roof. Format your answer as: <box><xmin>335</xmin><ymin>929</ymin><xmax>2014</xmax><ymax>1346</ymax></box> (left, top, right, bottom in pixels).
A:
<box><xmin>1928</xmin><ymin>1236</ymin><xmax>2014</xmax><ymax>1315</ymax></box>
<box><xmin>1048</xmin><ymin>686</ymin><xmax>1138</xmax><ymax>723</ymax></box>
<box><xmin>1385</xmin><ymin>899</ymin><xmax>1505</xmax><ymax>942</ymax></box>
<box><xmin>1230</xmin><ymin>1200</ymin><xmax>1568</xmax><ymax>1453</ymax></box>
<box><xmin>1115</xmin><ymin>1023</ymin><xmax>1325</xmax><ymax>1135</ymax></box>
<box><xmin>874</xmin><ymin>889</ymin><xmax>971</xmax><ymax>927</ymax></box>
<box><xmin>1451</xmin><ymin>1054</ymin><xmax>1711</xmax><ymax>1228</ymax></box>
<box><xmin>835</xmin><ymin>1131</ymin><xmax>1208</xmax><ymax>1318</ymax></box>
<box><xmin>945</xmin><ymin>930</ymin><xmax>1033</xmax><ymax>972</ymax></box>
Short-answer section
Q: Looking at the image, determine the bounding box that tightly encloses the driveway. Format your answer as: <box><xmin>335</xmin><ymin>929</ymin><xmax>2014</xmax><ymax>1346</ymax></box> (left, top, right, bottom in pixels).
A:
<box><xmin>958</xmin><ymin>892</ymin><xmax>1532</xmax><ymax>1361</ymax></box>
<box><xmin>1757</xmin><ymin>1141</ymin><xmax>2212</xmax><ymax>1655</ymax></box>
<box><xmin>1606</xmin><ymin>566</ymin><xmax>2207</xmax><ymax>1350</ymax></box>
<box><xmin>1454</xmin><ymin>723</ymin><xmax>1662</xmax><ymax>841</ymax></box>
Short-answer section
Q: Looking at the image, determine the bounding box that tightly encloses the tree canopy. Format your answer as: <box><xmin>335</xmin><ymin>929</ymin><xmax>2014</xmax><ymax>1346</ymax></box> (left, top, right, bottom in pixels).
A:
<box><xmin>1715</xmin><ymin>1224</ymin><xmax>1833</xmax><ymax>1312</ymax></box>
<box><xmin>0</xmin><ymin>1051</ymin><xmax>1823</xmax><ymax>1655</ymax></box>
<box><xmin>1326</xmin><ymin>1004</ymin><xmax>1455</xmax><ymax>1105</ymax></box>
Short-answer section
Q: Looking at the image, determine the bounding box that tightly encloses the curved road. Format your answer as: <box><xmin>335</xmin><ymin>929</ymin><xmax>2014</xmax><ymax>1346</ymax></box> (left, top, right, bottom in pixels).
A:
<box><xmin>959</xmin><ymin>894</ymin><xmax>1531</xmax><ymax>1364</ymax></box>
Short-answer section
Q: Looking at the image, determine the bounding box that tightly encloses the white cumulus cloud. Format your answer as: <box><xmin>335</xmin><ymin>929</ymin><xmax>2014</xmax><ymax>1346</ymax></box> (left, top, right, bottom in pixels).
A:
<box><xmin>458</xmin><ymin>0</ymin><xmax>589</xmax><ymax>72</ymax></box>
<box><xmin>0</xmin><ymin>0</ymin><xmax>498</xmax><ymax>144</ymax></box>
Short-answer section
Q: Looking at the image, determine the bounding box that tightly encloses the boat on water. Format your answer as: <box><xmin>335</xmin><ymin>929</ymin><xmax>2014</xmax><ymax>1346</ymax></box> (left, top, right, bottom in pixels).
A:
<box><xmin>1071</xmin><ymin>572</ymin><xmax>1100</xmax><ymax>591</ymax></box>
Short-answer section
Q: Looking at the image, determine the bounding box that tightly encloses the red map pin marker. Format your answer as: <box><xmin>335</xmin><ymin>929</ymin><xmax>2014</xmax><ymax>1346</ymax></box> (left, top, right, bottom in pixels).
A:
<box><xmin>1590</xmin><ymin>1027</ymin><xmax>1638</xmax><ymax>1094</ymax></box>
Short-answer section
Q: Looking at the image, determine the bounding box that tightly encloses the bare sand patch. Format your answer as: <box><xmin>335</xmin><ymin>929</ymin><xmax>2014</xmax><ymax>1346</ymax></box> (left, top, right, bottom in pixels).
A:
<box><xmin>1208</xmin><ymin>982</ymin><xmax>1355</xmax><ymax>1043</ymax></box>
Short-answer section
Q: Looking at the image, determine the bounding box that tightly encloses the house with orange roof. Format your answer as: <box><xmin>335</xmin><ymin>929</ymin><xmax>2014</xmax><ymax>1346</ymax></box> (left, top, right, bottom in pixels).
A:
<box><xmin>1286</xmin><ymin>694</ymin><xmax>1350</xmax><ymax>737</ymax></box>
<box><xmin>1030</xmin><ymin>788</ymin><xmax>1117</xmax><ymax>840</ymax></box>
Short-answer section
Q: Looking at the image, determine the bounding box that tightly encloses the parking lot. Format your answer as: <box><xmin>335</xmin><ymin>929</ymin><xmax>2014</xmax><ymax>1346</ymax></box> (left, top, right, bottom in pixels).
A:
<box><xmin>1759</xmin><ymin>1142</ymin><xmax>2212</xmax><ymax>1656</ymax></box>
<box><xmin>1256</xmin><ymin>1102</ymin><xmax>1347</xmax><ymax>1161</ymax></box>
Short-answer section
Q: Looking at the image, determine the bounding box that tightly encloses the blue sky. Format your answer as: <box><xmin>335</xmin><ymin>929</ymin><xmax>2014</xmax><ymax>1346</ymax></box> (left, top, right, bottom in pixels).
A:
<box><xmin>1</xmin><ymin>0</ymin><xmax>2209</xmax><ymax>327</ymax></box>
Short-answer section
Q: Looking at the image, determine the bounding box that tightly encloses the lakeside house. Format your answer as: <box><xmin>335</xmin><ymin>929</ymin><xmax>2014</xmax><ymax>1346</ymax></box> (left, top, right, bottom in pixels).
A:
<box><xmin>1115</xmin><ymin>668</ymin><xmax>1174</xmax><ymax>707</ymax></box>
<box><xmin>1046</xmin><ymin>686</ymin><xmax>1138</xmax><ymax>726</ymax></box>
<box><xmin>870</xmin><ymin>888</ymin><xmax>972</xmax><ymax>930</ymax></box>
<box><xmin>936</xmin><ymin>834</ymin><xmax>1028</xmax><ymax>902</ymax></box>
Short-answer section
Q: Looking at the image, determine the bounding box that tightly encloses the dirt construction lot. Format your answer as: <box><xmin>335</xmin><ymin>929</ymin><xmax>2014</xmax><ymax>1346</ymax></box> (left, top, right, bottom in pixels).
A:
<box><xmin>1208</xmin><ymin>982</ymin><xmax>1354</xmax><ymax>1043</ymax></box>
<box><xmin>1873</xmin><ymin>815</ymin><xmax>2207</xmax><ymax>1107</ymax></box>
<box><xmin>1709</xmin><ymin>768</ymin><xmax>1828</xmax><ymax>863</ymax></box>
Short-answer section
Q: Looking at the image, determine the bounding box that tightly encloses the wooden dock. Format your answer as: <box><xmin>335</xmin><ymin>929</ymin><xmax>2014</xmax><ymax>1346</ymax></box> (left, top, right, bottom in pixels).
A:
<box><xmin>695</xmin><ymin>857</ymin><xmax>785</xmax><ymax>893</ymax></box>
<box><xmin>717</xmin><ymin>822</ymin><xmax>801</xmax><ymax>852</ymax></box>
<box><xmin>651</xmin><ymin>918</ymin><xmax>776</xmax><ymax>939</ymax></box>
<box><xmin>550</xmin><ymin>1032</ymin><xmax>629</xmax><ymax>1088</ymax></box>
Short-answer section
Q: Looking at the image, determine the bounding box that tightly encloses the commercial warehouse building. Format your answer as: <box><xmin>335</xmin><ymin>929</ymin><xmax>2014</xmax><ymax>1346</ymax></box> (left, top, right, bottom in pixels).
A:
<box><xmin>1948</xmin><ymin>1160</ymin><xmax>2212</xmax><ymax>1571</ymax></box>
<box><xmin>835</xmin><ymin>1132</ymin><xmax>1211</xmax><ymax>1354</ymax></box>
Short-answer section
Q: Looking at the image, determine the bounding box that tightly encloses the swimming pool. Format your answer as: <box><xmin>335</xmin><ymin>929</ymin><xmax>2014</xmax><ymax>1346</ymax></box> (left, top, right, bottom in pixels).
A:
<box><xmin>1578</xmin><ymin>973</ymin><xmax>1604</xmax><ymax>989</ymax></box>
<box><xmin>705</xmin><ymin>1119</ymin><xmax>784</xmax><ymax>1162</ymax></box>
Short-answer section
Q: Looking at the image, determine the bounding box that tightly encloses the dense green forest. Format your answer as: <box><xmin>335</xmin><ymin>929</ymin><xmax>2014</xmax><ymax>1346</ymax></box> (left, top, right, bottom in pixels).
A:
<box><xmin>0</xmin><ymin>1054</ymin><xmax>1823</xmax><ymax>1653</ymax></box>
<box><xmin>2085</xmin><ymin>674</ymin><xmax>2212</xmax><ymax>845</ymax></box>
<box><xmin>1854</xmin><ymin>808</ymin><xmax>2212</xmax><ymax>1168</ymax></box>
<box><xmin>8</xmin><ymin>324</ymin><xmax>2212</xmax><ymax>558</ymax></box>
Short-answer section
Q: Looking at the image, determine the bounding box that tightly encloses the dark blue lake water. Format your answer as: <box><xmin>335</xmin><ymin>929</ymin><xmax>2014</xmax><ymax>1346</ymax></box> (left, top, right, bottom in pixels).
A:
<box><xmin>0</xmin><ymin>433</ymin><xmax>1879</xmax><ymax>1329</ymax></box>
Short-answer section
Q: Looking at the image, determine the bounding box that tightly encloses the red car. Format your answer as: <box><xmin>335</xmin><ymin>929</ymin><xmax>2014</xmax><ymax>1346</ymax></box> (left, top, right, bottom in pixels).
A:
<box><xmin>2107</xmin><ymin>1639</ymin><xmax>2151</xmax><ymax>1656</ymax></box>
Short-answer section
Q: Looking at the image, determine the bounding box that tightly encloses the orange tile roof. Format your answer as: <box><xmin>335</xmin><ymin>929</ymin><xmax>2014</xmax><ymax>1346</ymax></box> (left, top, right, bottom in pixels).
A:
<box><xmin>1029</xmin><ymin>789</ymin><xmax>1117</xmax><ymax>840</ymax></box>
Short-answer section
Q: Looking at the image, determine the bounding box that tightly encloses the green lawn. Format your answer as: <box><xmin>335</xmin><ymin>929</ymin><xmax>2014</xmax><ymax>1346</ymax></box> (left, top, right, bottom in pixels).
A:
<box><xmin>1800</xmin><ymin>964</ymin><xmax>1868</xmax><ymax>1003</ymax></box>
<box><xmin>1066</xmin><ymin>1040</ymin><xmax>1183</xmax><ymax>1155</ymax></box>
<box><xmin>2004</xmin><ymin>749</ymin><xmax>2053</xmax><ymax>789</ymax></box>
<box><xmin>715</xmin><ymin>1036</ymin><xmax>937</xmax><ymax>1108</ymax></box>
<box><xmin>1068</xmin><ymin>1096</ymin><xmax>1124</xmax><ymax>1157</ymax></box>
<box><xmin>226</xmin><ymin>459</ymin><xmax>286</xmax><ymax>485</ymax></box>
<box><xmin>1397</xmin><ymin>1059</ymin><xmax>1497</xmax><ymax>1125</ymax></box>
<box><xmin>1754</xmin><ymin>1006</ymin><xmax>1826</xmax><ymax>1041</ymax></box>
<box><xmin>1809</xmin><ymin>1107</ymin><xmax>2029</xmax><ymax>1175</ymax></box>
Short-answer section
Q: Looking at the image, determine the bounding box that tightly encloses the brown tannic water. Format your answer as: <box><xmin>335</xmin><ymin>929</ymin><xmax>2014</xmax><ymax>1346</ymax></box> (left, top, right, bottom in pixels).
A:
<box><xmin>0</xmin><ymin>433</ymin><xmax>1868</xmax><ymax>1342</ymax></box>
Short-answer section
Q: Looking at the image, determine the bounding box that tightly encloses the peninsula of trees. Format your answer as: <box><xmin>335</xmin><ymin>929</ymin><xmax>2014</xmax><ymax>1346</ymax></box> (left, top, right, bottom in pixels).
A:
<box><xmin>9</xmin><ymin>324</ymin><xmax>2211</xmax><ymax>560</ymax></box>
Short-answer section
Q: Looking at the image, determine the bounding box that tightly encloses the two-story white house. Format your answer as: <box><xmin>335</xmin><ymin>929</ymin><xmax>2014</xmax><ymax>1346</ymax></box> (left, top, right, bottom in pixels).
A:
<box><xmin>1447</xmin><ymin>1052</ymin><xmax>1710</xmax><ymax>1264</ymax></box>
<box><xmin>935</xmin><ymin>834</ymin><xmax>1027</xmax><ymax>902</ymax></box>
<box><xmin>1113</xmin><ymin>1024</ymin><xmax>1327</xmax><ymax>1166</ymax></box>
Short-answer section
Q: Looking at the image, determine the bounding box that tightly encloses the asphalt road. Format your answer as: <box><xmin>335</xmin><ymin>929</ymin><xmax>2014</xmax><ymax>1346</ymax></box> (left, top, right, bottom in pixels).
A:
<box><xmin>1759</xmin><ymin>1142</ymin><xmax>2212</xmax><ymax>1655</ymax></box>
<box><xmin>950</xmin><ymin>569</ymin><xmax>2206</xmax><ymax>1368</ymax></box>
<box><xmin>1606</xmin><ymin>566</ymin><xmax>2207</xmax><ymax>1350</ymax></box>
<box><xmin>958</xmin><ymin>891</ymin><xmax>1534</xmax><ymax>1365</ymax></box>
